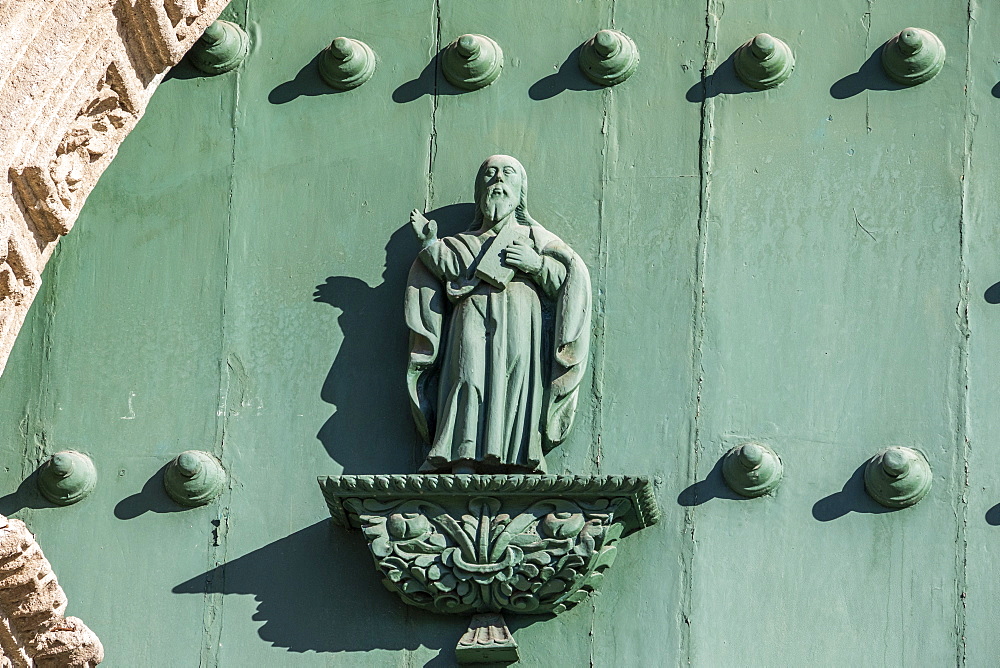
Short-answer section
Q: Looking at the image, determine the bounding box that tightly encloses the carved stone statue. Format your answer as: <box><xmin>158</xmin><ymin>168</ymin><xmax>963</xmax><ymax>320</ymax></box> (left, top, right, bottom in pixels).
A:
<box><xmin>405</xmin><ymin>155</ymin><xmax>592</xmax><ymax>474</ymax></box>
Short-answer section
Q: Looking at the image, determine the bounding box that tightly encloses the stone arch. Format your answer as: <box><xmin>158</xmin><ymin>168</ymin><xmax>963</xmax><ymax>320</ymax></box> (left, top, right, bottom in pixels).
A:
<box><xmin>0</xmin><ymin>0</ymin><xmax>232</xmax><ymax>375</ymax></box>
<box><xmin>0</xmin><ymin>2</ymin><xmax>231</xmax><ymax>663</ymax></box>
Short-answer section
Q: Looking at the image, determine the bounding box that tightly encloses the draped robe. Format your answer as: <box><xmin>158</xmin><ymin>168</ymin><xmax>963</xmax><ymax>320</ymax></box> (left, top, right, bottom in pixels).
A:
<box><xmin>405</xmin><ymin>220</ymin><xmax>591</xmax><ymax>473</ymax></box>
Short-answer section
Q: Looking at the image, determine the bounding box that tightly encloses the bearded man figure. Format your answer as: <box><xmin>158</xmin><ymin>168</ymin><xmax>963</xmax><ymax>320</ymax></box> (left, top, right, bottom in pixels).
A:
<box><xmin>405</xmin><ymin>155</ymin><xmax>592</xmax><ymax>474</ymax></box>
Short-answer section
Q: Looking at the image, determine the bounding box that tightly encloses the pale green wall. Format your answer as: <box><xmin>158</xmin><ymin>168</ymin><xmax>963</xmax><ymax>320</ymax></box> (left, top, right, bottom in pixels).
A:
<box><xmin>0</xmin><ymin>0</ymin><xmax>996</xmax><ymax>665</ymax></box>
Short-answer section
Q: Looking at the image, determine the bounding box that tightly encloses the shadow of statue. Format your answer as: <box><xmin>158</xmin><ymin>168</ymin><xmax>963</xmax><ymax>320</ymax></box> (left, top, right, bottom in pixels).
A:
<box><xmin>173</xmin><ymin>519</ymin><xmax>464</xmax><ymax>655</ymax></box>
<box><xmin>393</xmin><ymin>53</ymin><xmax>466</xmax><ymax>104</ymax></box>
<box><xmin>174</xmin><ymin>518</ymin><xmax>551</xmax><ymax>661</ymax></box>
<box><xmin>811</xmin><ymin>463</ymin><xmax>893</xmax><ymax>521</ymax></box>
<box><xmin>676</xmin><ymin>455</ymin><xmax>746</xmax><ymax>507</ymax></box>
<box><xmin>830</xmin><ymin>49</ymin><xmax>906</xmax><ymax>99</ymax></box>
<box><xmin>528</xmin><ymin>45</ymin><xmax>603</xmax><ymax>101</ymax></box>
<box><xmin>313</xmin><ymin>204</ymin><xmax>475</xmax><ymax>474</ymax></box>
<box><xmin>269</xmin><ymin>53</ymin><xmax>347</xmax><ymax>104</ymax></box>
<box><xmin>685</xmin><ymin>52</ymin><xmax>755</xmax><ymax>103</ymax></box>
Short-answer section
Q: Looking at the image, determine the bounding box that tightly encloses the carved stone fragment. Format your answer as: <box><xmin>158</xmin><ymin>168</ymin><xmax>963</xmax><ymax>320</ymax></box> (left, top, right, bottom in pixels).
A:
<box><xmin>0</xmin><ymin>0</ymin><xmax>233</xmax><ymax>378</ymax></box>
<box><xmin>0</xmin><ymin>515</ymin><xmax>103</xmax><ymax>667</ymax></box>
<box><xmin>0</xmin><ymin>216</ymin><xmax>39</xmax><ymax>309</ymax></box>
<box><xmin>11</xmin><ymin>64</ymin><xmax>138</xmax><ymax>242</ymax></box>
<box><xmin>113</xmin><ymin>0</ymin><xmax>223</xmax><ymax>84</ymax></box>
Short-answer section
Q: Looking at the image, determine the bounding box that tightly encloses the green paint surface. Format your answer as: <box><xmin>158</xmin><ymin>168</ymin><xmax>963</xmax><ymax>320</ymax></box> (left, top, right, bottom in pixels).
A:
<box><xmin>0</xmin><ymin>0</ymin><xmax>994</xmax><ymax>665</ymax></box>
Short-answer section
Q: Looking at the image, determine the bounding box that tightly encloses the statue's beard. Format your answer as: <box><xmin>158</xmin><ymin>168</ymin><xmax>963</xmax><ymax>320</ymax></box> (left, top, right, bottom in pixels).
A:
<box><xmin>482</xmin><ymin>186</ymin><xmax>516</xmax><ymax>223</ymax></box>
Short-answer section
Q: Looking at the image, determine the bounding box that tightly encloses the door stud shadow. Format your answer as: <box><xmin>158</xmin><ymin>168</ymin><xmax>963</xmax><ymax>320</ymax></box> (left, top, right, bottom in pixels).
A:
<box><xmin>685</xmin><ymin>53</ymin><xmax>755</xmax><ymax>103</ymax></box>
<box><xmin>269</xmin><ymin>53</ymin><xmax>350</xmax><ymax>104</ymax></box>
<box><xmin>983</xmin><ymin>280</ymin><xmax>1000</xmax><ymax>304</ymax></box>
<box><xmin>830</xmin><ymin>49</ymin><xmax>906</xmax><ymax>99</ymax></box>
<box><xmin>393</xmin><ymin>53</ymin><xmax>466</xmax><ymax>103</ymax></box>
<box><xmin>114</xmin><ymin>464</ymin><xmax>189</xmax><ymax>519</ymax></box>
<box><xmin>812</xmin><ymin>463</ymin><xmax>893</xmax><ymax>521</ymax></box>
<box><xmin>528</xmin><ymin>45</ymin><xmax>603</xmax><ymax>100</ymax></box>
<box><xmin>676</xmin><ymin>456</ymin><xmax>745</xmax><ymax>507</ymax></box>
<box><xmin>984</xmin><ymin>503</ymin><xmax>1000</xmax><ymax>526</ymax></box>
<box><xmin>0</xmin><ymin>471</ymin><xmax>57</xmax><ymax>516</ymax></box>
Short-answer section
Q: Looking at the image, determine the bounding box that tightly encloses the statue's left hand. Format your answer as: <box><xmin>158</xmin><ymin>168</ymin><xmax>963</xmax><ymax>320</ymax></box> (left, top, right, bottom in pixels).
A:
<box><xmin>504</xmin><ymin>239</ymin><xmax>543</xmax><ymax>275</ymax></box>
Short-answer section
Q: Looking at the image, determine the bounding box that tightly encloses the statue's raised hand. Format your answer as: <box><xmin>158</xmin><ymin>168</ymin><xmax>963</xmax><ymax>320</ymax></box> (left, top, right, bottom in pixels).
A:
<box><xmin>409</xmin><ymin>209</ymin><xmax>437</xmax><ymax>248</ymax></box>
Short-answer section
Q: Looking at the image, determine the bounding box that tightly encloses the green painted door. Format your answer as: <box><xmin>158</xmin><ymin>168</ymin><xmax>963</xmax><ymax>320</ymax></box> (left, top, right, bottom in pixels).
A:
<box><xmin>1</xmin><ymin>0</ymin><xmax>997</xmax><ymax>665</ymax></box>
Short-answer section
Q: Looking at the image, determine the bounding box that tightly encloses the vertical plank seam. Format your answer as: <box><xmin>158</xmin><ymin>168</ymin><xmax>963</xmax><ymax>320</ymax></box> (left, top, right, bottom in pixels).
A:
<box><xmin>424</xmin><ymin>0</ymin><xmax>441</xmax><ymax>213</ymax></box>
<box><xmin>588</xmin><ymin>3</ymin><xmax>618</xmax><ymax>664</ymax></box>
<box><xmin>590</xmin><ymin>7</ymin><xmax>616</xmax><ymax>480</ymax></box>
<box><xmin>198</xmin><ymin>3</ymin><xmax>249</xmax><ymax>665</ymax></box>
<box><xmin>863</xmin><ymin>0</ymin><xmax>874</xmax><ymax>134</ymax></box>
<box><xmin>409</xmin><ymin>0</ymin><xmax>442</xmax><ymax>660</ymax></box>
<box><xmin>954</xmin><ymin>3</ymin><xmax>976</xmax><ymax>665</ymax></box>
<box><xmin>682</xmin><ymin>0</ymin><xmax>719</xmax><ymax>664</ymax></box>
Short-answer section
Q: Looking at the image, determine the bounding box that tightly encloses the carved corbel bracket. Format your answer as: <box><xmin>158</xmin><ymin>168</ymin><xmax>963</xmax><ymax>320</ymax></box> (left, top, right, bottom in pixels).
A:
<box><xmin>319</xmin><ymin>474</ymin><xmax>658</xmax><ymax>664</ymax></box>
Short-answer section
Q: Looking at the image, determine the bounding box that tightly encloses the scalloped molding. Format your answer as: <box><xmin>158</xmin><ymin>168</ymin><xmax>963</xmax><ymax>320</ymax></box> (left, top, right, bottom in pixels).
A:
<box><xmin>320</xmin><ymin>474</ymin><xmax>661</xmax><ymax>533</ymax></box>
<box><xmin>0</xmin><ymin>0</ymin><xmax>233</xmax><ymax>375</ymax></box>
<box><xmin>0</xmin><ymin>515</ymin><xmax>103</xmax><ymax>667</ymax></box>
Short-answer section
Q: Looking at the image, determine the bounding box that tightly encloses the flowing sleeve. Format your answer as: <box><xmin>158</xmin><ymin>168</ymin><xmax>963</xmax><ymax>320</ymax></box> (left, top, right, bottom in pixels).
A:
<box><xmin>542</xmin><ymin>241</ymin><xmax>592</xmax><ymax>450</ymax></box>
<box><xmin>419</xmin><ymin>236</ymin><xmax>481</xmax><ymax>300</ymax></box>
<box><xmin>404</xmin><ymin>257</ymin><xmax>446</xmax><ymax>443</ymax></box>
<box><xmin>532</xmin><ymin>255</ymin><xmax>567</xmax><ymax>299</ymax></box>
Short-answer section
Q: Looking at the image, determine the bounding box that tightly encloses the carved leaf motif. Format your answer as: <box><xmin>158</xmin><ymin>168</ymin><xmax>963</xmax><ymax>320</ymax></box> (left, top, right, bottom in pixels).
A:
<box><xmin>346</xmin><ymin>495</ymin><xmax>629</xmax><ymax>615</ymax></box>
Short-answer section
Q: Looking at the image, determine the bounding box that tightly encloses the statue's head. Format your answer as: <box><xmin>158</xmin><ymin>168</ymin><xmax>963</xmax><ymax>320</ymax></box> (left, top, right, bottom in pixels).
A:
<box><xmin>474</xmin><ymin>155</ymin><xmax>534</xmax><ymax>227</ymax></box>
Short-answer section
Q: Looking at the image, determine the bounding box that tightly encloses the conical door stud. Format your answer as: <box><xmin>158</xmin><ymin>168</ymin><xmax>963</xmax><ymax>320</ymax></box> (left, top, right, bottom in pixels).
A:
<box><xmin>579</xmin><ymin>29</ymin><xmax>640</xmax><ymax>87</ymax></box>
<box><xmin>881</xmin><ymin>27</ymin><xmax>945</xmax><ymax>85</ymax></box>
<box><xmin>164</xmin><ymin>451</ymin><xmax>226</xmax><ymax>507</ymax></box>
<box><xmin>864</xmin><ymin>446</ymin><xmax>932</xmax><ymax>508</ymax></box>
<box><xmin>37</xmin><ymin>451</ymin><xmax>97</xmax><ymax>506</ymax></box>
<box><xmin>722</xmin><ymin>442</ymin><xmax>783</xmax><ymax>498</ymax></box>
<box><xmin>734</xmin><ymin>33</ymin><xmax>795</xmax><ymax>89</ymax></box>
<box><xmin>189</xmin><ymin>20</ymin><xmax>250</xmax><ymax>75</ymax></box>
<box><xmin>319</xmin><ymin>37</ymin><xmax>377</xmax><ymax>90</ymax></box>
<box><xmin>441</xmin><ymin>34</ymin><xmax>503</xmax><ymax>91</ymax></box>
